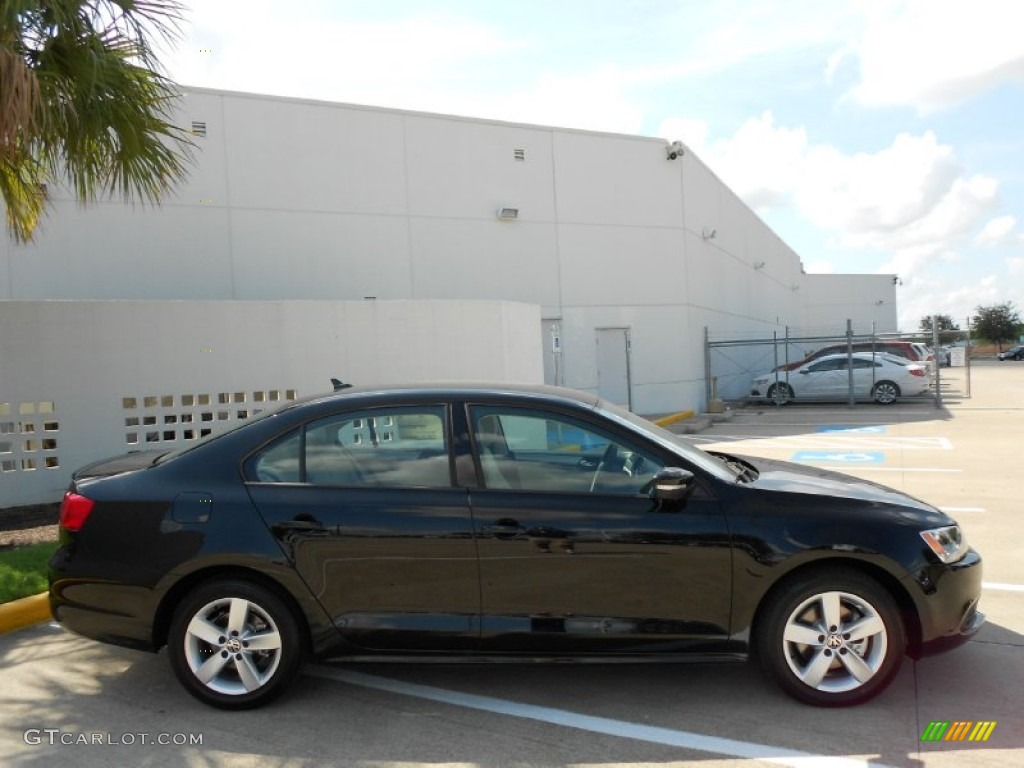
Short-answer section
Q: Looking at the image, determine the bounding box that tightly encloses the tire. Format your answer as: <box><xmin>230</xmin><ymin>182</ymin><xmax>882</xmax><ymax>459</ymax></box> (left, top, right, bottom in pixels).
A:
<box><xmin>756</xmin><ymin>569</ymin><xmax>905</xmax><ymax>707</ymax></box>
<box><xmin>767</xmin><ymin>382</ymin><xmax>794</xmax><ymax>406</ymax></box>
<box><xmin>167</xmin><ymin>579</ymin><xmax>305</xmax><ymax>709</ymax></box>
<box><xmin>871</xmin><ymin>381</ymin><xmax>900</xmax><ymax>405</ymax></box>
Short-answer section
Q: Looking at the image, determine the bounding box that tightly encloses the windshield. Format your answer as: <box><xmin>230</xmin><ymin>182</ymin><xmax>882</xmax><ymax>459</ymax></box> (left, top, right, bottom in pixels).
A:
<box><xmin>595</xmin><ymin>399</ymin><xmax>736</xmax><ymax>482</ymax></box>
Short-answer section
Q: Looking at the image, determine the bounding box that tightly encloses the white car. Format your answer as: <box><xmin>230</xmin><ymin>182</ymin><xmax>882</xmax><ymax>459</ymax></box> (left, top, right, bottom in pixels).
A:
<box><xmin>751</xmin><ymin>352</ymin><xmax>930</xmax><ymax>405</ymax></box>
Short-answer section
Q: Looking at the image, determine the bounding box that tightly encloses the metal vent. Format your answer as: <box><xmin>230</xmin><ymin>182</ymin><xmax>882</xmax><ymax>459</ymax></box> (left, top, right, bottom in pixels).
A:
<box><xmin>513</xmin><ymin>148</ymin><xmax>525</xmax><ymax>161</ymax></box>
<box><xmin>191</xmin><ymin>121</ymin><xmax>207</xmax><ymax>137</ymax></box>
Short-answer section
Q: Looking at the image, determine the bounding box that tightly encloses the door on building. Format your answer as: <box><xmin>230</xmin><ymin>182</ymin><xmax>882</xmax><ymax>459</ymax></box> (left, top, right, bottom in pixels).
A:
<box><xmin>595</xmin><ymin>327</ymin><xmax>631</xmax><ymax>409</ymax></box>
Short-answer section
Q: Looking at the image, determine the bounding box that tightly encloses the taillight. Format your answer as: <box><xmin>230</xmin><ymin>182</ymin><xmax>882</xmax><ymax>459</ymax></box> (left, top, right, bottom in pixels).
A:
<box><xmin>60</xmin><ymin>492</ymin><xmax>95</xmax><ymax>532</ymax></box>
<box><xmin>910</xmin><ymin>368</ymin><xmax>926</xmax><ymax>377</ymax></box>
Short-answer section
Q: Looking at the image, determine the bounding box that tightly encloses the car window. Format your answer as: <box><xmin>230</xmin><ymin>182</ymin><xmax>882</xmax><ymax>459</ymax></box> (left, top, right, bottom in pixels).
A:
<box><xmin>807</xmin><ymin>358</ymin><xmax>846</xmax><ymax>372</ymax></box>
<box><xmin>248</xmin><ymin>428</ymin><xmax>302</xmax><ymax>482</ymax></box>
<box><xmin>850</xmin><ymin>358</ymin><xmax>880</xmax><ymax>369</ymax></box>
<box><xmin>306</xmin><ymin>407</ymin><xmax>450</xmax><ymax>487</ymax></box>
<box><xmin>469</xmin><ymin>406</ymin><xmax>664</xmax><ymax>495</ymax></box>
<box><xmin>246</xmin><ymin>407</ymin><xmax>451</xmax><ymax>487</ymax></box>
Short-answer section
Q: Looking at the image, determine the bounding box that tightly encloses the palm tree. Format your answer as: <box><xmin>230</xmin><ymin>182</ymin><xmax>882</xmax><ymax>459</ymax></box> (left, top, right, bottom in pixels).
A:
<box><xmin>1</xmin><ymin>1</ymin><xmax>192</xmax><ymax>242</ymax></box>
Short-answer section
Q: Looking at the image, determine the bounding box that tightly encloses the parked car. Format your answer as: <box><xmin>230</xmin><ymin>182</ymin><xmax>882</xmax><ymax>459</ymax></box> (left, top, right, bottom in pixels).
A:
<box><xmin>775</xmin><ymin>341</ymin><xmax>932</xmax><ymax>372</ymax></box>
<box><xmin>997</xmin><ymin>345</ymin><xmax>1024</xmax><ymax>361</ymax></box>
<box><xmin>50</xmin><ymin>383</ymin><xmax>982</xmax><ymax>710</ymax></box>
<box><xmin>752</xmin><ymin>352</ymin><xmax>930</xmax><ymax>405</ymax></box>
<box><xmin>936</xmin><ymin>346</ymin><xmax>952</xmax><ymax>367</ymax></box>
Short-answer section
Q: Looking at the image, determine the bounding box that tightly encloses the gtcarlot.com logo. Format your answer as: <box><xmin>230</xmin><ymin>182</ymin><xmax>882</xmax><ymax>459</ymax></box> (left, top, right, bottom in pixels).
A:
<box><xmin>23</xmin><ymin>729</ymin><xmax>203</xmax><ymax>746</ymax></box>
<box><xmin>921</xmin><ymin>721</ymin><xmax>997</xmax><ymax>743</ymax></box>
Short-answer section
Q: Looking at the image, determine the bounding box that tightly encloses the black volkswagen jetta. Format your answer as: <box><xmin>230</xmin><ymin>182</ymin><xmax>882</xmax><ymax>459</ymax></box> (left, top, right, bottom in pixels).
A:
<box><xmin>50</xmin><ymin>383</ymin><xmax>983</xmax><ymax>709</ymax></box>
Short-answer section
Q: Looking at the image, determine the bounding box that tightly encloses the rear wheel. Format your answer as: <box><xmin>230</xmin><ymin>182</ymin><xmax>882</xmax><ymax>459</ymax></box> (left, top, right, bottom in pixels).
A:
<box><xmin>871</xmin><ymin>381</ymin><xmax>900</xmax><ymax>405</ymax></box>
<box><xmin>756</xmin><ymin>569</ymin><xmax>905</xmax><ymax>706</ymax></box>
<box><xmin>168</xmin><ymin>579</ymin><xmax>305</xmax><ymax>709</ymax></box>
<box><xmin>767</xmin><ymin>382</ymin><xmax>794</xmax><ymax>406</ymax></box>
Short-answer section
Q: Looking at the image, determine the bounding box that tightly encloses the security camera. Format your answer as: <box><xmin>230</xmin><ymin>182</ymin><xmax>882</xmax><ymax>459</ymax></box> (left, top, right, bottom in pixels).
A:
<box><xmin>666</xmin><ymin>140</ymin><xmax>684</xmax><ymax>160</ymax></box>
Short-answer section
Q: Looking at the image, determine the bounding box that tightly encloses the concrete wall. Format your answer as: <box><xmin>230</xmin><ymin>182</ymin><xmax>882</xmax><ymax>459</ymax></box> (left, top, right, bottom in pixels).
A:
<box><xmin>0</xmin><ymin>87</ymin><xmax>896</xmax><ymax>419</ymax></box>
<box><xmin>0</xmin><ymin>299</ymin><xmax>541</xmax><ymax>509</ymax></box>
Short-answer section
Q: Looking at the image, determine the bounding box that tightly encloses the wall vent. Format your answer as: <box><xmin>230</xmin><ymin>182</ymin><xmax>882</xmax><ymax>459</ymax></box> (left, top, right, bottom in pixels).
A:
<box><xmin>191</xmin><ymin>121</ymin><xmax>207</xmax><ymax>137</ymax></box>
<box><xmin>514</xmin><ymin>148</ymin><xmax>525</xmax><ymax>161</ymax></box>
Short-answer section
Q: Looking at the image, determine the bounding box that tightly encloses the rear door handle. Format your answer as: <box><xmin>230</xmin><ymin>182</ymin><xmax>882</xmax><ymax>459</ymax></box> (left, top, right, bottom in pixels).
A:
<box><xmin>274</xmin><ymin>519</ymin><xmax>326</xmax><ymax>532</ymax></box>
<box><xmin>482</xmin><ymin>519</ymin><xmax>524</xmax><ymax>538</ymax></box>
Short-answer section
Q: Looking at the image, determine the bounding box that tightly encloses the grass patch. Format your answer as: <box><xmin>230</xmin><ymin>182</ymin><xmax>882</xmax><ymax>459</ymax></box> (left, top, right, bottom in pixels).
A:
<box><xmin>0</xmin><ymin>543</ymin><xmax>56</xmax><ymax>604</ymax></box>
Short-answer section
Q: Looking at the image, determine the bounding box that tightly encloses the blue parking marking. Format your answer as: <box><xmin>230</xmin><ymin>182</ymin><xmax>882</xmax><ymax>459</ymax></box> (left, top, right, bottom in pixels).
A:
<box><xmin>816</xmin><ymin>425</ymin><xmax>887</xmax><ymax>434</ymax></box>
<box><xmin>792</xmin><ymin>451</ymin><xmax>885</xmax><ymax>463</ymax></box>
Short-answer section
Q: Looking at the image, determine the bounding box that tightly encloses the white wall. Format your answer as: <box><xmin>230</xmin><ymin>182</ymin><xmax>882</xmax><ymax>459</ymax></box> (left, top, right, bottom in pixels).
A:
<box><xmin>0</xmin><ymin>86</ymin><xmax>896</xmax><ymax>421</ymax></box>
<box><xmin>0</xmin><ymin>299</ymin><xmax>541</xmax><ymax>508</ymax></box>
<box><xmin>802</xmin><ymin>274</ymin><xmax>899</xmax><ymax>334</ymax></box>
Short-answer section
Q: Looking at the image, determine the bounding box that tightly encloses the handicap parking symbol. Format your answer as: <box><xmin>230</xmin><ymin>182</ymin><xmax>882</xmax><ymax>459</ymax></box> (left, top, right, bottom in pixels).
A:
<box><xmin>792</xmin><ymin>451</ymin><xmax>885</xmax><ymax>463</ymax></box>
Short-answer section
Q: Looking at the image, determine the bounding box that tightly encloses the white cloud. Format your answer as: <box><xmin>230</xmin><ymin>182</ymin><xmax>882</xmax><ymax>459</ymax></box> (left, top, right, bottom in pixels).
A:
<box><xmin>843</xmin><ymin>0</ymin><xmax>1024</xmax><ymax>112</ymax></box>
<box><xmin>1007</xmin><ymin>256</ymin><xmax>1024</xmax><ymax>275</ymax></box>
<box><xmin>896</xmin><ymin>272</ymin><xmax>1005</xmax><ymax>329</ymax></box>
<box><xmin>975</xmin><ymin>215</ymin><xmax>1017</xmax><ymax>247</ymax></box>
<box><xmin>168</xmin><ymin>3</ymin><xmax>528</xmax><ymax>113</ymax></box>
<box><xmin>677</xmin><ymin>112</ymin><xmax>1000</xmax><ymax>285</ymax></box>
<box><xmin>804</xmin><ymin>260</ymin><xmax>836</xmax><ymax>273</ymax></box>
<box><xmin>658</xmin><ymin>118</ymin><xmax>709</xmax><ymax>151</ymax></box>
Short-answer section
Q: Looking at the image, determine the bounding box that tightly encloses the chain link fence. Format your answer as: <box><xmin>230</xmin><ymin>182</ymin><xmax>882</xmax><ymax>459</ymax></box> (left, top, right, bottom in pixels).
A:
<box><xmin>704</xmin><ymin>321</ymin><xmax>972</xmax><ymax>408</ymax></box>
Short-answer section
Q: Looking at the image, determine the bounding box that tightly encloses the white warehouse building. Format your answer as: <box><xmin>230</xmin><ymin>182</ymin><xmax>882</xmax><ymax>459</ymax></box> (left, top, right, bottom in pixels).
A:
<box><xmin>0</xmin><ymin>87</ymin><xmax>896</xmax><ymax>509</ymax></box>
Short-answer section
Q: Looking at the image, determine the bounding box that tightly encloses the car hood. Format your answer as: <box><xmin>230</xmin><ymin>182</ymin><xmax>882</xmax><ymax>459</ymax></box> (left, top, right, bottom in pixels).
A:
<box><xmin>737</xmin><ymin>453</ymin><xmax>947</xmax><ymax>520</ymax></box>
<box><xmin>72</xmin><ymin>450</ymin><xmax>166</xmax><ymax>480</ymax></box>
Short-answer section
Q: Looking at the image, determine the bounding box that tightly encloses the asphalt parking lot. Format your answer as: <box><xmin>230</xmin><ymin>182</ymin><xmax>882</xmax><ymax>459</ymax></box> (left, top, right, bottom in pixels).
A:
<box><xmin>1</xmin><ymin>360</ymin><xmax>1021</xmax><ymax>768</ymax></box>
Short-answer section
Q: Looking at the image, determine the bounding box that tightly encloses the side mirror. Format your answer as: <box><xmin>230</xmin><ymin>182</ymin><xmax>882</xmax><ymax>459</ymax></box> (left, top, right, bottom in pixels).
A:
<box><xmin>652</xmin><ymin>467</ymin><xmax>694</xmax><ymax>502</ymax></box>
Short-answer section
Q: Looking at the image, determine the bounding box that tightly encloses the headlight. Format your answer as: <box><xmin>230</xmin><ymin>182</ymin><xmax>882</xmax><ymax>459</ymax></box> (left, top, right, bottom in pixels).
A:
<box><xmin>920</xmin><ymin>525</ymin><xmax>968</xmax><ymax>564</ymax></box>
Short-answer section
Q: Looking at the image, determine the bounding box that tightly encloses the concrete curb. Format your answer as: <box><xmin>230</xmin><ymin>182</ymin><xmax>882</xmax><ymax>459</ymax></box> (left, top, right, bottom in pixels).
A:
<box><xmin>653</xmin><ymin>410</ymin><xmax>695</xmax><ymax>427</ymax></box>
<box><xmin>0</xmin><ymin>593</ymin><xmax>50</xmax><ymax>635</ymax></box>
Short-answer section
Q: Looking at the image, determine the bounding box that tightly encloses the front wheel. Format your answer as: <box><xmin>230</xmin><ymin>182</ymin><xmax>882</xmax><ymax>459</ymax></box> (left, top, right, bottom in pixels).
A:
<box><xmin>871</xmin><ymin>381</ymin><xmax>900</xmax><ymax>405</ymax></box>
<box><xmin>756</xmin><ymin>569</ymin><xmax>905</xmax><ymax>706</ymax></box>
<box><xmin>168</xmin><ymin>580</ymin><xmax>305</xmax><ymax>709</ymax></box>
<box><xmin>767</xmin><ymin>382</ymin><xmax>794</xmax><ymax>406</ymax></box>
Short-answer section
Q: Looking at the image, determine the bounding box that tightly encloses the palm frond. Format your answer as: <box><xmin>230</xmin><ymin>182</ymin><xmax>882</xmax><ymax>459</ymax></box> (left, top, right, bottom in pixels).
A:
<box><xmin>1</xmin><ymin>0</ymin><xmax>192</xmax><ymax>241</ymax></box>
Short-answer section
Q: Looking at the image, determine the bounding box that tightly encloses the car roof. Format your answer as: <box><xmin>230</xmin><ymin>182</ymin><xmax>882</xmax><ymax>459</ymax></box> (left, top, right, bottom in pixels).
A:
<box><xmin>279</xmin><ymin>381</ymin><xmax>602</xmax><ymax>412</ymax></box>
<box><xmin>810</xmin><ymin>351</ymin><xmax>910</xmax><ymax>364</ymax></box>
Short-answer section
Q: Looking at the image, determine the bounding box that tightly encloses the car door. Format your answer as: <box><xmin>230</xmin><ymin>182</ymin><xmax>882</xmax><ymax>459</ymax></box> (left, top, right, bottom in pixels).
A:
<box><xmin>244</xmin><ymin>404</ymin><xmax>479</xmax><ymax>651</ymax></box>
<box><xmin>465</xmin><ymin>403</ymin><xmax>732</xmax><ymax>654</ymax></box>
<box><xmin>798</xmin><ymin>357</ymin><xmax>849</xmax><ymax>400</ymax></box>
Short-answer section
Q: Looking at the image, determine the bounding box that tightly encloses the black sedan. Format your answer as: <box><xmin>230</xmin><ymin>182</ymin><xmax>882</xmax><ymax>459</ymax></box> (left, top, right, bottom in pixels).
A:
<box><xmin>50</xmin><ymin>383</ymin><xmax>983</xmax><ymax>709</ymax></box>
<box><xmin>997</xmin><ymin>345</ymin><xmax>1024</xmax><ymax>360</ymax></box>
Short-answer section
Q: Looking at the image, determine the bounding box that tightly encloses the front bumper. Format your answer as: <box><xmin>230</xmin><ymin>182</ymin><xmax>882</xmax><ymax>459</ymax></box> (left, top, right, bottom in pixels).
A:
<box><xmin>904</xmin><ymin>547</ymin><xmax>984</xmax><ymax>658</ymax></box>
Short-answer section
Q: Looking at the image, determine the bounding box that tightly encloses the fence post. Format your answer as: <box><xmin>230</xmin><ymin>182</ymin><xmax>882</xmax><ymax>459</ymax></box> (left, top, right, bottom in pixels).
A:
<box><xmin>932</xmin><ymin>314</ymin><xmax>943</xmax><ymax>408</ymax></box>
<box><xmin>847</xmin><ymin>319</ymin><xmax>855</xmax><ymax>408</ymax></box>
<box><xmin>704</xmin><ymin>326</ymin><xmax>712</xmax><ymax>405</ymax></box>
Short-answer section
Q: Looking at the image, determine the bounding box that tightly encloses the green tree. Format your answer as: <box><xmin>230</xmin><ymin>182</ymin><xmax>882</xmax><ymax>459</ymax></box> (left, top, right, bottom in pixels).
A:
<box><xmin>973</xmin><ymin>302</ymin><xmax>1023</xmax><ymax>349</ymax></box>
<box><xmin>1</xmin><ymin>1</ymin><xmax>192</xmax><ymax>242</ymax></box>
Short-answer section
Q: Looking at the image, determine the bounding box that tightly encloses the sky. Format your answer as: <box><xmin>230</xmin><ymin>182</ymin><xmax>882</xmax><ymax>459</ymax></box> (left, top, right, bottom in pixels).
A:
<box><xmin>166</xmin><ymin>0</ymin><xmax>1024</xmax><ymax>331</ymax></box>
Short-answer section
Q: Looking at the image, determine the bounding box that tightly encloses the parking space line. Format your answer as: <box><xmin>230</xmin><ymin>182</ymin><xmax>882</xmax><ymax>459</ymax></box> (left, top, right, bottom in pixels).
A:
<box><xmin>983</xmin><ymin>582</ymin><xmax>1024</xmax><ymax>592</ymax></box>
<box><xmin>307</xmin><ymin>666</ymin><xmax>894</xmax><ymax>768</ymax></box>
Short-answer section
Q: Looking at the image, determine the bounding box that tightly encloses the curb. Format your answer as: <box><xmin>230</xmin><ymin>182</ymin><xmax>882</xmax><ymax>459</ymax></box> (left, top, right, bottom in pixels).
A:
<box><xmin>653</xmin><ymin>410</ymin><xmax>695</xmax><ymax>427</ymax></box>
<box><xmin>0</xmin><ymin>593</ymin><xmax>50</xmax><ymax>635</ymax></box>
